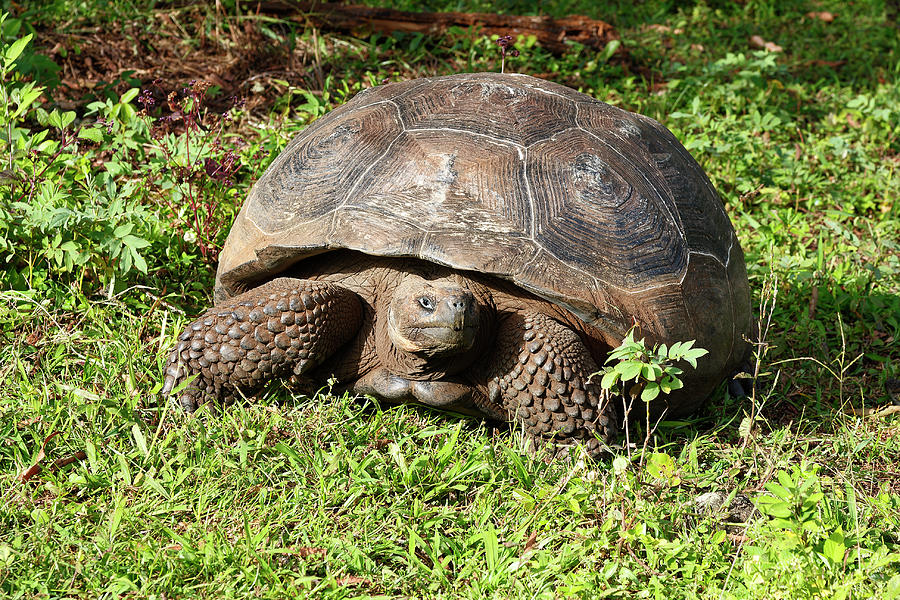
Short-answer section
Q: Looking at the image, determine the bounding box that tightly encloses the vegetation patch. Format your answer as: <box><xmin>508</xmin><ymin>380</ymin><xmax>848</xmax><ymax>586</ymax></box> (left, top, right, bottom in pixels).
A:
<box><xmin>1</xmin><ymin>0</ymin><xmax>898</xmax><ymax>597</ymax></box>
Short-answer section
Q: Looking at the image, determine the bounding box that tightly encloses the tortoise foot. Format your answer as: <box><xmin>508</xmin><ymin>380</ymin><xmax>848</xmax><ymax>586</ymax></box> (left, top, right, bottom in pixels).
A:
<box><xmin>162</xmin><ymin>277</ymin><xmax>362</xmax><ymax>410</ymax></box>
<box><xmin>488</xmin><ymin>312</ymin><xmax>617</xmax><ymax>457</ymax></box>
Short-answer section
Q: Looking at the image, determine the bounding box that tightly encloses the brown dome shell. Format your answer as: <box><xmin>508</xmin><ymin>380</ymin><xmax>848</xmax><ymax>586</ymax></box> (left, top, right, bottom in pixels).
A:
<box><xmin>215</xmin><ymin>72</ymin><xmax>751</xmax><ymax>414</ymax></box>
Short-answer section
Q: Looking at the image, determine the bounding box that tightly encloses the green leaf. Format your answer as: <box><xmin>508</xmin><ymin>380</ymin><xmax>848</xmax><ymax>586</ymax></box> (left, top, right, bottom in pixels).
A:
<box><xmin>615</xmin><ymin>360</ymin><xmax>644</xmax><ymax>381</ymax></box>
<box><xmin>600</xmin><ymin>370</ymin><xmax>620</xmax><ymax>391</ymax></box>
<box><xmin>12</xmin><ymin>85</ymin><xmax>43</xmax><ymax>119</ymax></box>
<box><xmin>120</xmin><ymin>248</ymin><xmax>133</xmax><ymax>273</ymax></box>
<box><xmin>480</xmin><ymin>527</ymin><xmax>499</xmax><ymax>571</ymax></box>
<box><xmin>131</xmin><ymin>248</ymin><xmax>148</xmax><ymax>274</ymax></box>
<box><xmin>765</xmin><ymin>481</ymin><xmax>792</xmax><ymax>500</ymax></box>
<box><xmin>822</xmin><ymin>530</ymin><xmax>846</xmax><ymax>565</ymax></box>
<box><xmin>682</xmin><ymin>347</ymin><xmax>709</xmax><ymax>368</ymax></box>
<box><xmin>273</xmin><ymin>442</ymin><xmax>302</xmax><ymax>468</ymax></box>
<box><xmin>108</xmin><ymin>494</ymin><xmax>125</xmax><ymax>541</ymax></box>
<box><xmin>78</xmin><ymin>127</ymin><xmax>104</xmax><ymax>143</ymax></box>
<box><xmin>661</xmin><ymin>375</ymin><xmax>683</xmax><ymax>392</ymax></box>
<box><xmin>845</xmin><ymin>482</ymin><xmax>858</xmax><ymax>525</ymax></box>
<box><xmin>122</xmin><ymin>234</ymin><xmax>150</xmax><ymax>249</ymax></box>
<box><xmin>4</xmin><ymin>33</ymin><xmax>33</xmax><ymax>64</ymax></box>
<box><xmin>60</xmin><ymin>110</ymin><xmax>76</xmax><ymax>129</ymax></box>
<box><xmin>599</xmin><ymin>39</ymin><xmax>621</xmax><ymax>63</ymax></box>
<box><xmin>120</xmin><ymin>88</ymin><xmax>140</xmax><ymax>104</ymax></box>
<box><xmin>777</xmin><ymin>470</ymin><xmax>795</xmax><ymax>492</ymax></box>
<box><xmin>131</xmin><ymin>424</ymin><xmax>148</xmax><ymax>457</ymax></box>
<box><xmin>756</xmin><ymin>496</ymin><xmax>793</xmax><ymax>518</ymax></box>
<box><xmin>113</xmin><ymin>223</ymin><xmax>134</xmax><ymax>238</ymax></box>
<box><xmin>802</xmin><ymin>492</ymin><xmax>825</xmax><ymax>509</ymax></box>
<box><xmin>641</xmin><ymin>381</ymin><xmax>660</xmax><ymax>402</ymax></box>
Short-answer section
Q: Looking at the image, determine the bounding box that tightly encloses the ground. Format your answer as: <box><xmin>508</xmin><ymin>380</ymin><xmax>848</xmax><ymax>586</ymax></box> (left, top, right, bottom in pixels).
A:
<box><xmin>0</xmin><ymin>0</ymin><xmax>898</xmax><ymax>598</ymax></box>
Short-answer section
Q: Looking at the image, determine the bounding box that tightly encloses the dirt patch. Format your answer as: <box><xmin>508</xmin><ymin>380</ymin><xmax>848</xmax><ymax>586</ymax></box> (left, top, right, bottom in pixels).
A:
<box><xmin>36</xmin><ymin>7</ymin><xmax>316</xmax><ymax>114</ymax></box>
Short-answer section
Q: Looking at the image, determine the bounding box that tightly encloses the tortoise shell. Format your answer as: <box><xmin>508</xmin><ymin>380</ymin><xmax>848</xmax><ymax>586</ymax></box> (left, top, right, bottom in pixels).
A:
<box><xmin>216</xmin><ymin>72</ymin><xmax>751</xmax><ymax>415</ymax></box>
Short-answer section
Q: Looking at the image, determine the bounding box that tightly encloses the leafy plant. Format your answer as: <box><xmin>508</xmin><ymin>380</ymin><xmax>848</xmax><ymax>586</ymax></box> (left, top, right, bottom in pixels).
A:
<box><xmin>596</xmin><ymin>329</ymin><xmax>708</xmax><ymax>461</ymax></box>
<box><xmin>598</xmin><ymin>329</ymin><xmax>708</xmax><ymax>404</ymax></box>
<box><xmin>0</xmin><ymin>19</ymin><xmax>270</xmax><ymax>293</ymax></box>
<box><xmin>137</xmin><ymin>80</ymin><xmax>253</xmax><ymax>262</ymax></box>
<box><xmin>0</xmin><ymin>16</ymin><xmax>165</xmax><ymax>291</ymax></box>
<box><xmin>742</xmin><ymin>463</ymin><xmax>900</xmax><ymax>599</ymax></box>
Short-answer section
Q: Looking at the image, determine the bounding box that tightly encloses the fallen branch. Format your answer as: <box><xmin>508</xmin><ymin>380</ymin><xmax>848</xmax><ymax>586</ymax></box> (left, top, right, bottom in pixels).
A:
<box><xmin>236</xmin><ymin>1</ymin><xmax>620</xmax><ymax>54</ymax></box>
<box><xmin>846</xmin><ymin>404</ymin><xmax>900</xmax><ymax>418</ymax></box>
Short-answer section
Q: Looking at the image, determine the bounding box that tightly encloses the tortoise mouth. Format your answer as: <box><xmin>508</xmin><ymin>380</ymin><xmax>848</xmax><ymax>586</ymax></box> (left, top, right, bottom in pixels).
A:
<box><xmin>400</xmin><ymin>325</ymin><xmax>478</xmax><ymax>354</ymax></box>
<box><xmin>418</xmin><ymin>324</ymin><xmax>475</xmax><ymax>331</ymax></box>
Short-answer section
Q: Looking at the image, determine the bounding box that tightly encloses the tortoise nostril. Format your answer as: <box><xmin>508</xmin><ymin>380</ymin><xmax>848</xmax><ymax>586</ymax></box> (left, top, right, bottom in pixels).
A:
<box><xmin>449</xmin><ymin>293</ymin><xmax>473</xmax><ymax>313</ymax></box>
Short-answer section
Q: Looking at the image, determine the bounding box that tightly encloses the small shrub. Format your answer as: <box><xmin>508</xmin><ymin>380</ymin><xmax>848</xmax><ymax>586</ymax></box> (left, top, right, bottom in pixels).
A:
<box><xmin>598</xmin><ymin>329</ymin><xmax>708</xmax><ymax>404</ymax></box>
<box><xmin>596</xmin><ymin>329</ymin><xmax>708</xmax><ymax>460</ymax></box>
<box><xmin>0</xmin><ymin>16</ymin><xmax>164</xmax><ymax>291</ymax></box>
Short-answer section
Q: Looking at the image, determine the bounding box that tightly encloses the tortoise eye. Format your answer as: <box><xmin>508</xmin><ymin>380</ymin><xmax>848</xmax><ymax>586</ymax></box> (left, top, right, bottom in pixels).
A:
<box><xmin>419</xmin><ymin>297</ymin><xmax>434</xmax><ymax>311</ymax></box>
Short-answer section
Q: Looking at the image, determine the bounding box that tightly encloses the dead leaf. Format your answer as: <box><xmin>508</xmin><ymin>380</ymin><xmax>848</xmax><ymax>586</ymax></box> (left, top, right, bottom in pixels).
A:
<box><xmin>749</xmin><ymin>35</ymin><xmax>783</xmax><ymax>52</ymax></box>
<box><xmin>647</xmin><ymin>24</ymin><xmax>671</xmax><ymax>33</ymax></box>
<box><xmin>51</xmin><ymin>451</ymin><xmax>88</xmax><ymax>471</ymax></box>
<box><xmin>808</xmin><ymin>59</ymin><xmax>846</xmax><ymax>68</ymax></box>
<box><xmin>523</xmin><ymin>531</ymin><xmax>538</xmax><ymax>553</ymax></box>
<box><xmin>295</xmin><ymin>547</ymin><xmax>327</xmax><ymax>558</ymax></box>
<box><xmin>24</xmin><ymin>329</ymin><xmax>43</xmax><ymax>346</ymax></box>
<box><xmin>807</xmin><ymin>11</ymin><xmax>835</xmax><ymax>22</ymax></box>
<box><xmin>846</xmin><ymin>114</ymin><xmax>861</xmax><ymax>128</ymax></box>
<box><xmin>18</xmin><ymin>431</ymin><xmax>61</xmax><ymax>482</ymax></box>
<box><xmin>691</xmin><ymin>43</ymin><xmax>705</xmax><ymax>52</ymax></box>
<box><xmin>335</xmin><ymin>575</ymin><xmax>369</xmax><ymax>586</ymax></box>
<box><xmin>16</xmin><ymin>416</ymin><xmax>42</xmax><ymax>429</ymax></box>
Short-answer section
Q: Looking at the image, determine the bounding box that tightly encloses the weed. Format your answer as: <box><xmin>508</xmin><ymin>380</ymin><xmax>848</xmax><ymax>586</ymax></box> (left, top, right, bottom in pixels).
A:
<box><xmin>0</xmin><ymin>21</ymin><xmax>163</xmax><ymax>292</ymax></box>
<box><xmin>139</xmin><ymin>79</ymin><xmax>252</xmax><ymax>262</ymax></box>
<box><xmin>495</xmin><ymin>34</ymin><xmax>520</xmax><ymax>73</ymax></box>
<box><xmin>597</xmin><ymin>329</ymin><xmax>708</xmax><ymax>461</ymax></box>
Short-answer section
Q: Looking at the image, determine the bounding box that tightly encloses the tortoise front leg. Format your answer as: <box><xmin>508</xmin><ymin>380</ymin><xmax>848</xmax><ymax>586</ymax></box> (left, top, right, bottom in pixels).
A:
<box><xmin>486</xmin><ymin>312</ymin><xmax>617</xmax><ymax>456</ymax></box>
<box><xmin>162</xmin><ymin>277</ymin><xmax>363</xmax><ymax>411</ymax></box>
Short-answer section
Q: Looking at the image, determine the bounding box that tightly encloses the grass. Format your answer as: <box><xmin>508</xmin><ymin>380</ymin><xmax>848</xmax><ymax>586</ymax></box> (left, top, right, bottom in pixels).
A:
<box><xmin>2</xmin><ymin>0</ymin><xmax>899</xmax><ymax>597</ymax></box>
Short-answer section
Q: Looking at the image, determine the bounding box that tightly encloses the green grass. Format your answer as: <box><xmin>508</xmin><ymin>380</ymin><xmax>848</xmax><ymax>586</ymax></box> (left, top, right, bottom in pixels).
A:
<box><xmin>2</xmin><ymin>0</ymin><xmax>900</xmax><ymax>597</ymax></box>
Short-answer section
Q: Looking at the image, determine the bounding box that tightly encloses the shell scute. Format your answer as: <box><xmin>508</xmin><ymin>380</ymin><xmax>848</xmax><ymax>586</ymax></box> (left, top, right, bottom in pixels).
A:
<box><xmin>527</xmin><ymin>127</ymin><xmax>686</xmax><ymax>290</ymax></box>
<box><xmin>245</xmin><ymin>101</ymin><xmax>404</xmax><ymax>234</ymax></box>
<box><xmin>394</xmin><ymin>73</ymin><xmax>576</xmax><ymax>146</ymax></box>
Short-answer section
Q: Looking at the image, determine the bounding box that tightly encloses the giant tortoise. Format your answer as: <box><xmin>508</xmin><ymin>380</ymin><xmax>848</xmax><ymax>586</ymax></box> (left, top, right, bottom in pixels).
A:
<box><xmin>162</xmin><ymin>72</ymin><xmax>751</xmax><ymax>455</ymax></box>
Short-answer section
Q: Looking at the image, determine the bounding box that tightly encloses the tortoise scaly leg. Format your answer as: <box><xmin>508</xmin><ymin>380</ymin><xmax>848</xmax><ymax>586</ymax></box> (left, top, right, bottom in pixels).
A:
<box><xmin>162</xmin><ymin>277</ymin><xmax>363</xmax><ymax>411</ymax></box>
<box><xmin>486</xmin><ymin>313</ymin><xmax>617</xmax><ymax>457</ymax></box>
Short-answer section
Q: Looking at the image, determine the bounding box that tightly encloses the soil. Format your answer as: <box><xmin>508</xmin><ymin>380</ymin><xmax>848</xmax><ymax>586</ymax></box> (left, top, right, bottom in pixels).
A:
<box><xmin>35</xmin><ymin>8</ymin><xmax>313</xmax><ymax>115</ymax></box>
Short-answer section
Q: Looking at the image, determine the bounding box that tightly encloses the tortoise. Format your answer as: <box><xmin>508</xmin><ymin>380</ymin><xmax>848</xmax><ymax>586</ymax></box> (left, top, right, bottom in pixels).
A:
<box><xmin>162</xmin><ymin>72</ymin><xmax>751</xmax><ymax>455</ymax></box>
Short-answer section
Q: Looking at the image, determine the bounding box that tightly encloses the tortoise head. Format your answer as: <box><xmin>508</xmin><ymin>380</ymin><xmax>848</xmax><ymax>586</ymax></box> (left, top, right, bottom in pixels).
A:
<box><xmin>387</xmin><ymin>275</ymin><xmax>481</xmax><ymax>357</ymax></box>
